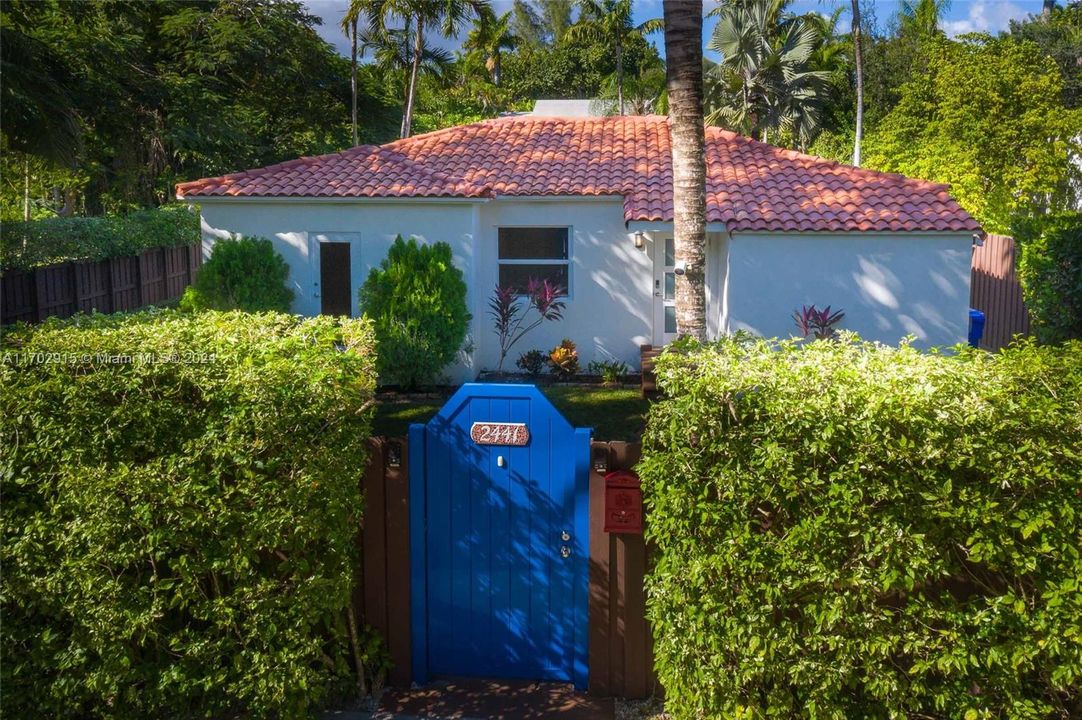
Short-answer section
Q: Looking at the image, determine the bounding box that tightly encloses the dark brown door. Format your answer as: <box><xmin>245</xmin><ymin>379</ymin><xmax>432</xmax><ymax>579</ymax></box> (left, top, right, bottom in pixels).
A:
<box><xmin>319</xmin><ymin>242</ymin><xmax>352</xmax><ymax>316</ymax></box>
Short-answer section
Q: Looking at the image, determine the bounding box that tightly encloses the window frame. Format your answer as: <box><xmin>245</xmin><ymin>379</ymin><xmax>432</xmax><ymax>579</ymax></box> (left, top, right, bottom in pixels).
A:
<box><xmin>495</xmin><ymin>225</ymin><xmax>573</xmax><ymax>299</ymax></box>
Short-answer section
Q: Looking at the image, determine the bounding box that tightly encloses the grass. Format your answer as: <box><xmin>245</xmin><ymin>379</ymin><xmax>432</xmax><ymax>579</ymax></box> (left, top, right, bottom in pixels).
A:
<box><xmin>371</xmin><ymin>384</ymin><xmax>650</xmax><ymax>441</ymax></box>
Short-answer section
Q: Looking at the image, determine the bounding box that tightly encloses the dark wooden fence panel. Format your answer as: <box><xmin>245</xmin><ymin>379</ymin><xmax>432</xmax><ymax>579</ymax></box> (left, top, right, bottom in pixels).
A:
<box><xmin>358</xmin><ymin>436</ymin><xmax>655</xmax><ymax>697</ymax></box>
<box><xmin>1</xmin><ymin>244</ymin><xmax>201</xmax><ymax>325</ymax></box>
<box><xmin>360</xmin><ymin>437</ymin><xmax>412</xmax><ymax>688</ymax></box>
<box><xmin>971</xmin><ymin>234</ymin><xmax>1031</xmax><ymax>351</ymax></box>
<box><xmin>110</xmin><ymin>255</ymin><xmax>142</xmax><ymax>312</ymax></box>
<box><xmin>75</xmin><ymin>260</ymin><xmax>112</xmax><ymax>314</ymax></box>
<box><xmin>35</xmin><ymin>264</ymin><xmax>77</xmax><ymax>321</ymax></box>
<box><xmin>1</xmin><ymin>269</ymin><xmax>36</xmax><ymax>324</ymax></box>
<box><xmin>588</xmin><ymin>440</ymin><xmax>655</xmax><ymax>699</ymax></box>
<box><xmin>138</xmin><ymin>248</ymin><xmax>167</xmax><ymax>306</ymax></box>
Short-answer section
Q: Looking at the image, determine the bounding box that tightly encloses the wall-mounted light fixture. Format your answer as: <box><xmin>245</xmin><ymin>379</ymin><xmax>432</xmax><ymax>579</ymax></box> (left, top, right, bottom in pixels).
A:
<box><xmin>633</xmin><ymin>231</ymin><xmax>646</xmax><ymax>249</ymax></box>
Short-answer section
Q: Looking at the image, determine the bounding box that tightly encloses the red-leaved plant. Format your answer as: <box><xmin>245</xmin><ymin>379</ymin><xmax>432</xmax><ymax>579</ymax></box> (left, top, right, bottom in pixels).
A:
<box><xmin>793</xmin><ymin>304</ymin><xmax>845</xmax><ymax>339</ymax></box>
<box><xmin>490</xmin><ymin>278</ymin><xmax>566</xmax><ymax>371</ymax></box>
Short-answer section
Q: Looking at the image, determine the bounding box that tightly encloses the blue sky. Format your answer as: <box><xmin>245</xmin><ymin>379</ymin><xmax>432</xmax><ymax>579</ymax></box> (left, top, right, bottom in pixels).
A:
<box><xmin>303</xmin><ymin>0</ymin><xmax>1047</xmax><ymax>60</ymax></box>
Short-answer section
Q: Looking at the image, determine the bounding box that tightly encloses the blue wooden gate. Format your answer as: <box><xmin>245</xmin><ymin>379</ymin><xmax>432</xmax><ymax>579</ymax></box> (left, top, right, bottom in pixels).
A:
<box><xmin>409</xmin><ymin>384</ymin><xmax>591</xmax><ymax>689</ymax></box>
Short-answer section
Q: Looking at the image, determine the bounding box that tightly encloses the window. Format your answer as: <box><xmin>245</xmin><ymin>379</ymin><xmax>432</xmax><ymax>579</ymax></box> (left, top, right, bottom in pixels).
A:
<box><xmin>497</xmin><ymin>227</ymin><xmax>570</xmax><ymax>293</ymax></box>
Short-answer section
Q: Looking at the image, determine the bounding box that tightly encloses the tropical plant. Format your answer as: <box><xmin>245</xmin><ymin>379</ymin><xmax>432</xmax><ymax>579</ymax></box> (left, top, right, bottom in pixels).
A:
<box><xmin>565</xmin><ymin>0</ymin><xmax>663</xmax><ymax>115</ymax></box>
<box><xmin>588</xmin><ymin>359</ymin><xmax>629</xmax><ymax>383</ymax></box>
<box><xmin>548</xmin><ymin>338</ymin><xmax>580</xmax><ymax>378</ymax></box>
<box><xmin>793</xmin><ymin>303</ymin><xmax>845</xmax><ymax>339</ymax></box>
<box><xmin>663</xmin><ymin>0</ymin><xmax>708</xmax><ymax>340</ymax></box>
<box><xmin>463</xmin><ymin>6</ymin><xmax>517</xmax><ymax>86</ymax></box>
<box><xmin>489</xmin><ymin>277</ymin><xmax>566</xmax><ymax>372</ymax></box>
<box><xmin>358</xmin><ymin>235</ymin><xmax>470</xmax><ymax>388</ymax></box>
<box><xmin>516</xmin><ymin>348</ymin><xmax>548</xmax><ymax>375</ymax></box>
<box><xmin>179</xmin><ymin>236</ymin><xmax>294</xmax><ymax>313</ymax></box>
<box><xmin>706</xmin><ymin>0</ymin><xmax>832</xmax><ymax>148</ymax></box>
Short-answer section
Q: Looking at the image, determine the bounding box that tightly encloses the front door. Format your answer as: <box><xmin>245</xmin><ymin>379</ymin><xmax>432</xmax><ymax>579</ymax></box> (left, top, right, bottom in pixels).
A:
<box><xmin>409</xmin><ymin>384</ymin><xmax>590</xmax><ymax>689</ymax></box>
<box><xmin>319</xmin><ymin>241</ymin><xmax>352</xmax><ymax>316</ymax></box>
<box><xmin>653</xmin><ymin>234</ymin><xmax>677</xmax><ymax>344</ymax></box>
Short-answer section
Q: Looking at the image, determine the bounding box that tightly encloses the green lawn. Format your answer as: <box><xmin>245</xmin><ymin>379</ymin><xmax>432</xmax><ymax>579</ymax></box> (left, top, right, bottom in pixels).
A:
<box><xmin>371</xmin><ymin>384</ymin><xmax>650</xmax><ymax>441</ymax></box>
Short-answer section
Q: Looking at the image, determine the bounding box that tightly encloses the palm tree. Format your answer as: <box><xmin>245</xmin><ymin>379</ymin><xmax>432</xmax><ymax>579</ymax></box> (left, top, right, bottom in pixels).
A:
<box><xmin>463</xmin><ymin>7</ymin><xmax>517</xmax><ymax>86</ymax></box>
<box><xmin>705</xmin><ymin>0</ymin><xmax>830</xmax><ymax>148</ymax></box>
<box><xmin>850</xmin><ymin>0</ymin><xmax>863</xmax><ymax>165</ymax></box>
<box><xmin>341</xmin><ymin>0</ymin><xmax>374</xmax><ymax>146</ymax></box>
<box><xmin>662</xmin><ymin>0</ymin><xmax>707</xmax><ymax>340</ymax></box>
<box><xmin>360</xmin><ymin>22</ymin><xmax>453</xmax><ymax>114</ymax></box>
<box><xmin>363</xmin><ymin>0</ymin><xmax>488</xmax><ymax>138</ymax></box>
<box><xmin>566</xmin><ymin>0</ymin><xmax>663</xmax><ymax>115</ymax></box>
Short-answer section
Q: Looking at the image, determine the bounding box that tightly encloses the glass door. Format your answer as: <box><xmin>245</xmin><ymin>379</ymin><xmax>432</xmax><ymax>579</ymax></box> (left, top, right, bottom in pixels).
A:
<box><xmin>653</xmin><ymin>235</ymin><xmax>678</xmax><ymax>345</ymax></box>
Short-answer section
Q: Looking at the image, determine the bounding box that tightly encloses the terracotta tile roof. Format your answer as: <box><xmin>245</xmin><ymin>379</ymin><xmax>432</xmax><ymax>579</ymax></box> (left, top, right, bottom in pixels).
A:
<box><xmin>176</xmin><ymin>116</ymin><xmax>980</xmax><ymax>233</ymax></box>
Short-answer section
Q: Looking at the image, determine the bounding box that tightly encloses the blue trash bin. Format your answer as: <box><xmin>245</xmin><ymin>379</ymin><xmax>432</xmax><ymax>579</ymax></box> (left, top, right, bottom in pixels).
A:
<box><xmin>968</xmin><ymin>308</ymin><xmax>986</xmax><ymax>347</ymax></box>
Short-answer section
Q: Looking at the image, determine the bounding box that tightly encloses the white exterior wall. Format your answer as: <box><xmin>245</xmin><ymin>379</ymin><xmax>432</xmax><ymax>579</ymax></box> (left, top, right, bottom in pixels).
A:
<box><xmin>197</xmin><ymin>198</ymin><xmax>481</xmax><ymax>380</ymax></box>
<box><xmin>725</xmin><ymin>232</ymin><xmax>974</xmax><ymax>347</ymax></box>
<box><xmin>196</xmin><ymin>196</ymin><xmax>655</xmax><ymax>380</ymax></box>
<box><xmin>196</xmin><ymin>198</ymin><xmax>974</xmax><ymax>384</ymax></box>
<box><xmin>475</xmin><ymin>198</ymin><xmax>652</xmax><ymax>371</ymax></box>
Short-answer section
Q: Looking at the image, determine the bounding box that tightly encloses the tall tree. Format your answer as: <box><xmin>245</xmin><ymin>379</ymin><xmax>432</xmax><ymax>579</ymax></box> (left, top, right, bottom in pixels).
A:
<box><xmin>341</xmin><ymin>0</ymin><xmax>372</xmax><ymax>146</ymax></box>
<box><xmin>566</xmin><ymin>0</ymin><xmax>662</xmax><ymax>115</ymax></box>
<box><xmin>357</xmin><ymin>0</ymin><xmax>486</xmax><ymax>138</ymax></box>
<box><xmin>463</xmin><ymin>7</ymin><xmax>517</xmax><ymax>85</ymax></box>
<box><xmin>865</xmin><ymin>35</ymin><xmax>1079</xmax><ymax>233</ymax></box>
<box><xmin>663</xmin><ymin>0</ymin><xmax>707</xmax><ymax>340</ymax></box>
<box><xmin>851</xmin><ymin>0</ymin><xmax>864</xmax><ymax>166</ymax></box>
<box><xmin>541</xmin><ymin>0</ymin><xmax>574</xmax><ymax>43</ymax></box>
<box><xmin>706</xmin><ymin>0</ymin><xmax>831</xmax><ymax>148</ymax></box>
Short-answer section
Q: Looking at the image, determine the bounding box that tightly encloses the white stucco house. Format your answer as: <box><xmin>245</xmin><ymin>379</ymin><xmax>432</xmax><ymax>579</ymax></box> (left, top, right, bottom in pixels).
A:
<box><xmin>176</xmin><ymin>115</ymin><xmax>981</xmax><ymax>381</ymax></box>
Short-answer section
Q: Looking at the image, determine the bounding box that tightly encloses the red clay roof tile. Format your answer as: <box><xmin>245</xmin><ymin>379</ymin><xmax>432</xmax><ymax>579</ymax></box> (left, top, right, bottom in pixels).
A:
<box><xmin>175</xmin><ymin>116</ymin><xmax>979</xmax><ymax>233</ymax></box>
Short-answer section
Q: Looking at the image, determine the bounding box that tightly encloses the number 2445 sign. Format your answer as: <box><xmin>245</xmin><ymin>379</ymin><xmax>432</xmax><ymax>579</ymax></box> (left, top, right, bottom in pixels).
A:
<box><xmin>470</xmin><ymin>422</ymin><xmax>530</xmax><ymax>446</ymax></box>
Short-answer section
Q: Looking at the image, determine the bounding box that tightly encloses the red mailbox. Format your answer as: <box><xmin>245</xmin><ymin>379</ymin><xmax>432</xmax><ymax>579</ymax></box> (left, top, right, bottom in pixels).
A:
<box><xmin>604</xmin><ymin>470</ymin><xmax>643</xmax><ymax>534</ymax></box>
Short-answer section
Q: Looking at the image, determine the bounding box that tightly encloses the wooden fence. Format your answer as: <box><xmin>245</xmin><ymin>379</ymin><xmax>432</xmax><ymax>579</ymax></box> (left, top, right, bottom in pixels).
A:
<box><xmin>358</xmin><ymin>436</ymin><xmax>653</xmax><ymax>698</ymax></box>
<box><xmin>970</xmin><ymin>234</ymin><xmax>1030</xmax><ymax>351</ymax></box>
<box><xmin>0</xmin><ymin>244</ymin><xmax>202</xmax><ymax>325</ymax></box>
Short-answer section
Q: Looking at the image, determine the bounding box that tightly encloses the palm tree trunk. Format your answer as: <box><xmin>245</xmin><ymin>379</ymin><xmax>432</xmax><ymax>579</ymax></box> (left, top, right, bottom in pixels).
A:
<box><xmin>851</xmin><ymin>0</ymin><xmax>863</xmax><ymax>167</ymax></box>
<box><xmin>402</xmin><ymin>17</ymin><xmax>423</xmax><ymax>139</ymax></box>
<box><xmin>493</xmin><ymin>51</ymin><xmax>501</xmax><ymax>87</ymax></box>
<box><xmin>23</xmin><ymin>156</ymin><xmax>31</xmax><ymax>222</ymax></box>
<box><xmin>616</xmin><ymin>38</ymin><xmax>625</xmax><ymax>115</ymax></box>
<box><xmin>663</xmin><ymin>0</ymin><xmax>708</xmax><ymax>341</ymax></box>
<box><xmin>350</xmin><ymin>16</ymin><xmax>359</xmax><ymax>146</ymax></box>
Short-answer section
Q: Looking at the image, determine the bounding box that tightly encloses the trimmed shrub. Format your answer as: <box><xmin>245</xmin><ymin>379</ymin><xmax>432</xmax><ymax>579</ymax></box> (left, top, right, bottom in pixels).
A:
<box><xmin>0</xmin><ymin>205</ymin><xmax>198</xmax><ymax>270</ymax></box>
<box><xmin>1014</xmin><ymin>212</ymin><xmax>1082</xmax><ymax>344</ymax></box>
<box><xmin>358</xmin><ymin>235</ymin><xmax>469</xmax><ymax>388</ymax></box>
<box><xmin>640</xmin><ymin>335</ymin><xmax>1082</xmax><ymax>719</ymax></box>
<box><xmin>179</xmin><ymin>235</ymin><xmax>293</xmax><ymax>313</ymax></box>
<box><xmin>1</xmin><ymin>310</ymin><xmax>379</xmax><ymax>718</ymax></box>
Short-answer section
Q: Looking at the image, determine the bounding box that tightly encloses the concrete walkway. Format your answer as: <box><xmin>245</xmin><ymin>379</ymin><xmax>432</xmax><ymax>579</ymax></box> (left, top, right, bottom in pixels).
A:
<box><xmin>325</xmin><ymin>678</ymin><xmax>615</xmax><ymax>720</ymax></box>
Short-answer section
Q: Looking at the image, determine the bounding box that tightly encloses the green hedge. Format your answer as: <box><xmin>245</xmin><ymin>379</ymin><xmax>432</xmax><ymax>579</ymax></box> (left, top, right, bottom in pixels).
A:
<box><xmin>1</xmin><ymin>310</ymin><xmax>379</xmax><ymax>718</ymax></box>
<box><xmin>0</xmin><ymin>204</ymin><xmax>198</xmax><ymax>270</ymax></box>
<box><xmin>640</xmin><ymin>336</ymin><xmax>1082</xmax><ymax>719</ymax></box>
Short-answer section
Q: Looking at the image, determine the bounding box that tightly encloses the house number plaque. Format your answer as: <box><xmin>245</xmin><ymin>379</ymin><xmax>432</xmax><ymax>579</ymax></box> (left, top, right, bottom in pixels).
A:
<box><xmin>470</xmin><ymin>422</ymin><xmax>529</xmax><ymax>447</ymax></box>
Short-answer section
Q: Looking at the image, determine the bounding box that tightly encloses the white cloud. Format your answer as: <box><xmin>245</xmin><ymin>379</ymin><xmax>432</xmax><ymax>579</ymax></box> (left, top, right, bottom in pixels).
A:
<box><xmin>942</xmin><ymin>0</ymin><xmax>1030</xmax><ymax>36</ymax></box>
